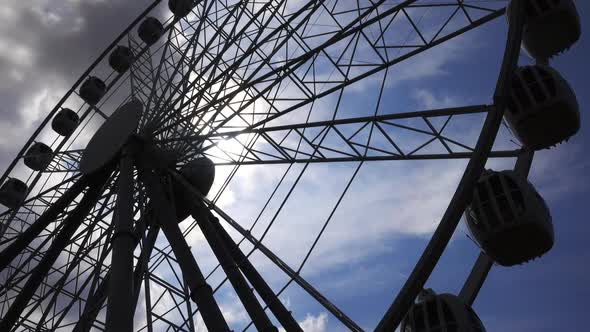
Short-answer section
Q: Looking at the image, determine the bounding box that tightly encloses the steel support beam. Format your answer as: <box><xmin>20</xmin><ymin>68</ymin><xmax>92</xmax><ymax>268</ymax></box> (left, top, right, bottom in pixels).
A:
<box><xmin>190</xmin><ymin>203</ymin><xmax>278</xmax><ymax>332</ymax></box>
<box><xmin>141</xmin><ymin>171</ymin><xmax>230</xmax><ymax>332</ymax></box>
<box><xmin>212</xmin><ymin>151</ymin><xmax>521</xmax><ymax>166</ymax></box>
<box><xmin>73</xmin><ymin>220</ymin><xmax>157</xmax><ymax>332</ymax></box>
<box><xmin>0</xmin><ymin>176</ymin><xmax>89</xmax><ymax>271</ymax></box>
<box><xmin>106</xmin><ymin>152</ymin><xmax>137</xmax><ymax>332</ymax></box>
<box><xmin>0</xmin><ymin>170</ymin><xmax>110</xmax><ymax>330</ymax></box>
<box><xmin>208</xmin><ymin>213</ymin><xmax>303</xmax><ymax>332</ymax></box>
<box><xmin>169</xmin><ymin>169</ymin><xmax>362</xmax><ymax>332</ymax></box>
<box><xmin>458</xmin><ymin>252</ymin><xmax>494</xmax><ymax>306</ymax></box>
<box><xmin>172</xmin><ymin>105</ymin><xmax>491</xmax><ymax>142</ymax></box>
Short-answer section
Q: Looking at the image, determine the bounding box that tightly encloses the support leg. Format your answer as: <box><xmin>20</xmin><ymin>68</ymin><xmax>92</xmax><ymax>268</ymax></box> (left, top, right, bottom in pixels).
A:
<box><xmin>73</xmin><ymin>219</ymin><xmax>157</xmax><ymax>332</ymax></box>
<box><xmin>106</xmin><ymin>152</ymin><xmax>137</xmax><ymax>332</ymax></box>
<box><xmin>191</xmin><ymin>204</ymin><xmax>277</xmax><ymax>332</ymax></box>
<box><xmin>141</xmin><ymin>171</ymin><xmax>230</xmax><ymax>332</ymax></box>
<box><xmin>208</xmin><ymin>213</ymin><xmax>302</xmax><ymax>332</ymax></box>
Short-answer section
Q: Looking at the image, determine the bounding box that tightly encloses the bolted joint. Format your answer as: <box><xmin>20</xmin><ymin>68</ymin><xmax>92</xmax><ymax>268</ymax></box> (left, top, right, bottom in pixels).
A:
<box><xmin>111</xmin><ymin>229</ymin><xmax>139</xmax><ymax>243</ymax></box>
<box><xmin>189</xmin><ymin>282</ymin><xmax>214</xmax><ymax>302</ymax></box>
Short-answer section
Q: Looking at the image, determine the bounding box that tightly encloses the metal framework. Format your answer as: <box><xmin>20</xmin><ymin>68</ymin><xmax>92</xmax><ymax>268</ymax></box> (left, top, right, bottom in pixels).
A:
<box><xmin>0</xmin><ymin>0</ymin><xmax>531</xmax><ymax>331</ymax></box>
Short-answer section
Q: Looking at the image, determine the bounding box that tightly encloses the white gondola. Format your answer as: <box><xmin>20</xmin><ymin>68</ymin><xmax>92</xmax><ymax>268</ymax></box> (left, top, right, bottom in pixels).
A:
<box><xmin>465</xmin><ymin>170</ymin><xmax>553</xmax><ymax>266</ymax></box>
<box><xmin>402</xmin><ymin>292</ymin><xmax>486</xmax><ymax>332</ymax></box>
<box><xmin>169</xmin><ymin>0</ymin><xmax>194</xmax><ymax>18</ymax></box>
<box><xmin>138</xmin><ymin>17</ymin><xmax>164</xmax><ymax>45</ymax></box>
<box><xmin>0</xmin><ymin>178</ymin><xmax>28</xmax><ymax>209</ymax></box>
<box><xmin>109</xmin><ymin>46</ymin><xmax>134</xmax><ymax>73</ymax></box>
<box><xmin>505</xmin><ymin>65</ymin><xmax>579</xmax><ymax>150</ymax></box>
<box><xmin>79</xmin><ymin>76</ymin><xmax>107</xmax><ymax>106</ymax></box>
<box><xmin>173</xmin><ymin>157</ymin><xmax>215</xmax><ymax>222</ymax></box>
<box><xmin>508</xmin><ymin>0</ymin><xmax>581</xmax><ymax>60</ymax></box>
<box><xmin>52</xmin><ymin>108</ymin><xmax>80</xmax><ymax>136</ymax></box>
<box><xmin>24</xmin><ymin>142</ymin><xmax>53</xmax><ymax>171</ymax></box>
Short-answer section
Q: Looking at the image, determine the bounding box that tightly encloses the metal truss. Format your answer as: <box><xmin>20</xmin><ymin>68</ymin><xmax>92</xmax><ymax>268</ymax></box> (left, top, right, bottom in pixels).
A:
<box><xmin>0</xmin><ymin>0</ymin><xmax>516</xmax><ymax>331</ymax></box>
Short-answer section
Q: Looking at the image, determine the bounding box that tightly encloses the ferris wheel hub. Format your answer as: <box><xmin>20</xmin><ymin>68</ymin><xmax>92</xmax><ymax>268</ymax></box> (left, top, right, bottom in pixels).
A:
<box><xmin>80</xmin><ymin>99</ymin><xmax>143</xmax><ymax>175</ymax></box>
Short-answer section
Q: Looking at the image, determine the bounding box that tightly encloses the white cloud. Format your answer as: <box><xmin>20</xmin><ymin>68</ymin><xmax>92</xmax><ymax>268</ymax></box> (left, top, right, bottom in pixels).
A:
<box><xmin>279</xmin><ymin>312</ymin><xmax>328</xmax><ymax>332</ymax></box>
<box><xmin>5</xmin><ymin>1</ymin><xmax>584</xmax><ymax>331</ymax></box>
<box><xmin>412</xmin><ymin>89</ymin><xmax>461</xmax><ymax>109</ymax></box>
<box><xmin>298</xmin><ymin>312</ymin><xmax>328</xmax><ymax>332</ymax></box>
<box><xmin>0</xmin><ymin>86</ymin><xmax>63</xmax><ymax>150</ymax></box>
<box><xmin>528</xmin><ymin>142</ymin><xmax>590</xmax><ymax>199</ymax></box>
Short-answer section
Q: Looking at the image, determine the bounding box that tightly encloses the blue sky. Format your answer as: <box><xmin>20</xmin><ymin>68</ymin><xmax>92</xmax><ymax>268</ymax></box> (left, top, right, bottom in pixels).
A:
<box><xmin>0</xmin><ymin>1</ymin><xmax>589</xmax><ymax>331</ymax></box>
<box><xmin>296</xmin><ymin>3</ymin><xmax>590</xmax><ymax>331</ymax></box>
<box><xmin>217</xmin><ymin>2</ymin><xmax>590</xmax><ymax>331</ymax></box>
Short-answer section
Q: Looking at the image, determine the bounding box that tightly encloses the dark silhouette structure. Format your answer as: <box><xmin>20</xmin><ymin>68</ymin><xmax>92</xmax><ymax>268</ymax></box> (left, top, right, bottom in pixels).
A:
<box><xmin>0</xmin><ymin>0</ymin><xmax>582</xmax><ymax>331</ymax></box>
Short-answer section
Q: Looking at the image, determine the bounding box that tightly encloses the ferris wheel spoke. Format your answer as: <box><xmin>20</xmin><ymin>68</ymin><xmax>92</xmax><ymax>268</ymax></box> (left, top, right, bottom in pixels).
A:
<box><xmin>168</xmin><ymin>105</ymin><xmax>519</xmax><ymax>165</ymax></box>
<box><xmin>0</xmin><ymin>173</ymin><xmax>82</xmax><ymax>240</ymax></box>
<box><xmin>152</xmin><ymin>1</ymin><xmax>505</xmax><ymax>140</ymax></box>
<box><xmin>152</xmin><ymin>0</ymin><xmax>346</xmax><ymax>130</ymax></box>
<box><xmin>144</xmin><ymin>29</ymin><xmax>177</xmax><ymax>115</ymax></box>
<box><xmin>161</xmin><ymin>0</ymin><xmax>251</xmax><ymax>106</ymax></box>
<box><xmin>129</xmin><ymin>36</ymin><xmax>159</xmax><ymax>107</ymax></box>
<box><xmin>166</xmin><ymin>1</ymin><xmax>319</xmax><ymax>151</ymax></box>
<box><xmin>18</xmin><ymin>189</ymin><xmax>116</xmax><ymax>328</ymax></box>
<box><xmin>0</xmin><ymin>168</ymin><xmax>112</xmax><ymax>331</ymax></box>
<box><xmin>0</xmin><ymin>188</ymin><xmax>116</xmax><ymax>302</ymax></box>
<box><xmin>21</xmin><ymin>149</ymin><xmax>85</xmax><ymax>174</ymax></box>
<box><xmin>146</xmin><ymin>0</ymin><xmax>252</xmax><ymax>126</ymax></box>
<box><xmin>5</xmin><ymin>184</ymin><xmax>127</xmax><ymax>330</ymax></box>
<box><xmin>156</xmin><ymin>3</ymin><xmax>279</xmax><ymax>147</ymax></box>
<box><xmin>149</xmin><ymin>0</ymin><xmax>324</xmax><ymax>132</ymax></box>
<box><xmin>0</xmin><ymin>176</ymin><xmax>92</xmax><ymax>272</ymax></box>
<box><xmin>0</xmin><ymin>183</ymin><xmax>117</xmax><ymax>321</ymax></box>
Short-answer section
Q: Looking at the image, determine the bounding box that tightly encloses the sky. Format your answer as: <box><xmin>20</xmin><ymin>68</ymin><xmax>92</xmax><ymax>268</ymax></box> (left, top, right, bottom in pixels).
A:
<box><xmin>0</xmin><ymin>1</ymin><xmax>589</xmax><ymax>331</ymax></box>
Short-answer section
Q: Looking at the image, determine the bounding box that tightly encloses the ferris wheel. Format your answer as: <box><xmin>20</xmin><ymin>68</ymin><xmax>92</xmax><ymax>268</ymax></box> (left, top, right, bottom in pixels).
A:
<box><xmin>0</xmin><ymin>0</ymin><xmax>582</xmax><ymax>331</ymax></box>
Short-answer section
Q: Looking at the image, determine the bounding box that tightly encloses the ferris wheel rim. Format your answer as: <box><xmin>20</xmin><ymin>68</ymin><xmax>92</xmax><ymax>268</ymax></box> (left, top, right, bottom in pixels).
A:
<box><xmin>0</xmin><ymin>1</ymin><xmax>528</xmax><ymax>331</ymax></box>
<box><xmin>0</xmin><ymin>0</ymin><xmax>166</xmax><ymax>189</ymax></box>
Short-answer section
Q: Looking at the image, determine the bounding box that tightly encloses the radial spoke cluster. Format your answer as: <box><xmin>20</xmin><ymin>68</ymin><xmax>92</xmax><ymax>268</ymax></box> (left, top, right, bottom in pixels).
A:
<box><xmin>7</xmin><ymin>0</ymin><xmax>576</xmax><ymax>331</ymax></box>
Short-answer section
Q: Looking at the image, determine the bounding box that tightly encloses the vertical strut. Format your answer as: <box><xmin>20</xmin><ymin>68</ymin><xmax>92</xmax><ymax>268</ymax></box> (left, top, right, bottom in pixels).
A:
<box><xmin>458</xmin><ymin>252</ymin><xmax>494</xmax><ymax>306</ymax></box>
<box><xmin>191</xmin><ymin>203</ymin><xmax>278</xmax><ymax>332</ymax></box>
<box><xmin>141</xmin><ymin>171</ymin><xmax>230</xmax><ymax>332</ymax></box>
<box><xmin>106</xmin><ymin>152</ymin><xmax>137</xmax><ymax>332</ymax></box>
<box><xmin>73</xmin><ymin>219</ymin><xmax>157</xmax><ymax>332</ymax></box>
<box><xmin>0</xmin><ymin>170</ymin><xmax>110</xmax><ymax>330</ymax></box>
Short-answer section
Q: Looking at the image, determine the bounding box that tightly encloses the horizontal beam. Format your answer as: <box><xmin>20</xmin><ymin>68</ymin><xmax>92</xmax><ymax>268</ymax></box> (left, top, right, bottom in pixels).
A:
<box><xmin>162</xmin><ymin>105</ymin><xmax>490</xmax><ymax>141</ymax></box>
<box><xmin>214</xmin><ymin>150</ymin><xmax>521</xmax><ymax>166</ymax></box>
